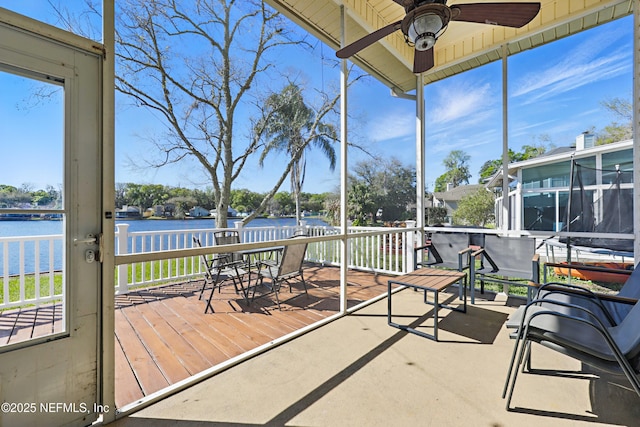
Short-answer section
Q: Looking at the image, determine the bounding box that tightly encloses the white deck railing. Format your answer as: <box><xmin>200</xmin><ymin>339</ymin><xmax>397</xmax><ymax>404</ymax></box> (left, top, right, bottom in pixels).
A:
<box><xmin>0</xmin><ymin>234</ymin><xmax>61</xmax><ymax>310</ymax></box>
<box><xmin>0</xmin><ymin>223</ymin><xmax>417</xmax><ymax>309</ymax></box>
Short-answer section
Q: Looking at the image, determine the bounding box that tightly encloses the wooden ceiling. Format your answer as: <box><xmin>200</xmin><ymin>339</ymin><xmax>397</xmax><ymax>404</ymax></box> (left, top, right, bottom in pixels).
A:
<box><xmin>266</xmin><ymin>0</ymin><xmax>633</xmax><ymax>93</ymax></box>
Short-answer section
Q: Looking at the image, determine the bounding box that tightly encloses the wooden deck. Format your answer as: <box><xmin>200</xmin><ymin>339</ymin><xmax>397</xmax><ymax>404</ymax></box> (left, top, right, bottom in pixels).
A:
<box><xmin>114</xmin><ymin>264</ymin><xmax>394</xmax><ymax>407</ymax></box>
<box><xmin>0</xmin><ymin>264</ymin><xmax>395</xmax><ymax>408</ymax></box>
<box><xmin>0</xmin><ymin>303</ymin><xmax>63</xmax><ymax>346</ymax></box>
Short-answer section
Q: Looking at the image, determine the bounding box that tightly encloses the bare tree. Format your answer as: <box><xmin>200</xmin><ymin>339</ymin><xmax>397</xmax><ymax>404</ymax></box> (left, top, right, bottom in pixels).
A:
<box><xmin>113</xmin><ymin>0</ymin><xmax>311</xmax><ymax>227</ymax></box>
<box><xmin>52</xmin><ymin>0</ymin><xmax>369</xmax><ymax>227</ymax></box>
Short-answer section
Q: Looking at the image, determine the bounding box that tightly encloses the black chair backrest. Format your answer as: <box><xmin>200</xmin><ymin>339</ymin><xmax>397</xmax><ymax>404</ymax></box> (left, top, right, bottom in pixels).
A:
<box><xmin>278</xmin><ymin>242</ymin><xmax>308</xmax><ymax>277</ymax></box>
<box><xmin>429</xmin><ymin>233</ymin><xmax>470</xmax><ymax>270</ymax></box>
<box><xmin>213</xmin><ymin>230</ymin><xmax>242</xmax><ymax>263</ymax></box>
<box><xmin>193</xmin><ymin>236</ymin><xmax>215</xmax><ymax>277</ymax></box>
<box><xmin>483</xmin><ymin>235</ymin><xmax>536</xmax><ymax>280</ymax></box>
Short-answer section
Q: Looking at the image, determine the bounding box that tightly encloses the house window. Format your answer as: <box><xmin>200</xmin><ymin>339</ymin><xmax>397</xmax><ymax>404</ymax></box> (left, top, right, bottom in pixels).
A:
<box><xmin>602</xmin><ymin>149</ymin><xmax>633</xmax><ymax>185</ymax></box>
<box><xmin>521</xmin><ymin>157</ymin><xmax>596</xmax><ymax>189</ymax></box>
<box><xmin>523</xmin><ymin>192</ymin><xmax>557</xmax><ymax>231</ymax></box>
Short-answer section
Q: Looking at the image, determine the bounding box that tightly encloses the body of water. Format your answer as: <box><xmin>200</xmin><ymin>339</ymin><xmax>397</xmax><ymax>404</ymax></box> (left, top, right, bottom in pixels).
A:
<box><xmin>0</xmin><ymin>216</ymin><xmax>329</xmax><ymax>237</ymax></box>
<box><xmin>0</xmin><ymin>217</ymin><xmax>329</xmax><ymax>275</ymax></box>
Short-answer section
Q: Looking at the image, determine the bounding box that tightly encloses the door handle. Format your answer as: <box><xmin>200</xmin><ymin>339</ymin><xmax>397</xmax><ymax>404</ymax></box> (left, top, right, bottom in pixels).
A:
<box><xmin>75</xmin><ymin>233</ymin><xmax>104</xmax><ymax>263</ymax></box>
<box><xmin>74</xmin><ymin>234</ymin><xmax>97</xmax><ymax>245</ymax></box>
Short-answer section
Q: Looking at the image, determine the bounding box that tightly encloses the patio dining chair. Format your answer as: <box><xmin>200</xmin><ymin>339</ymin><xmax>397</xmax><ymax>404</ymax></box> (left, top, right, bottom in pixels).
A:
<box><xmin>503</xmin><ymin>296</ymin><xmax>640</xmax><ymax>410</ymax></box>
<box><xmin>213</xmin><ymin>230</ymin><xmax>243</xmax><ymax>262</ymax></box>
<box><xmin>414</xmin><ymin>232</ymin><xmax>474</xmax><ymax>300</ymax></box>
<box><xmin>469</xmin><ymin>235</ymin><xmax>539</xmax><ymax>304</ymax></box>
<box><xmin>254</xmin><ymin>240</ymin><xmax>308</xmax><ymax>310</ymax></box>
<box><xmin>192</xmin><ymin>236</ymin><xmax>248</xmax><ymax>313</ymax></box>
<box><xmin>414</xmin><ymin>232</ymin><xmax>473</xmax><ymax>271</ymax></box>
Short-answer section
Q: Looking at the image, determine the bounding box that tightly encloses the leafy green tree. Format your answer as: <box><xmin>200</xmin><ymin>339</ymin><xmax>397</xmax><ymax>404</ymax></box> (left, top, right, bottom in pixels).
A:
<box><xmin>434</xmin><ymin>150</ymin><xmax>471</xmax><ymax>192</ymax></box>
<box><xmin>323</xmin><ymin>194</ymin><xmax>341</xmax><ymax>226</ymax></box>
<box><xmin>596</xmin><ymin>97</ymin><xmax>632</xmax><ymax>145</ymax></box>
<box><xmin>167</xmin><ymin>196</ymin><xmax>197</xmax><ymax>219</ymax></box>
<box><xmin>453</xmin><ymin>189</ymin><xmax>495</xmax><ymax>227</ymax></box>
<box><xmin>124</xmin><ymin>183</ymin><xmax>169</xmax><ymax>212</ymax></box>
<box><xmin>192</xmin><ymin>188</ymin><xmax>216</xmax><ymax>211</ymax></box>
<box><xmin>115</xmin><ymin>183</ymin><xmax>128</xmax><ymax>209</ymax></box>
<box><xmin>348</xmin><ymin>182</ymin><xmax>377</xmax><ymax>225</ymax></box>
<box><xmin>0</xmin><ymin>184</ymin><xmax>31</xmax><ymax>207</ymax></box>
<box><xmin>478</xmin><ymin>143</ymin><xmax>547</xmax><ymax>182</ymax></box>
<box><xmin>426</xmin><ymin>206</ymin><xmax>448</xmax><ymax>226</ymax></box>
<box><xmin>230</xmin><ymin>189</ymin><xmax>264</xmax><ymax>214</ymax></box>
<box><xmin>31</xmin><ymin>189</ymin><xmax>54</xmax><ymax>206</ymax></box>
<box><xmin>257</xmin><ymin>83</ymin><xmax>337</xmax><ymax>224</ymax></box>
<box><xmin>349</xmin><ymin>157</ymin><xmax>415</xmax><ymax>223</ymax></box>
<box><xmin>302</xmin><ymin>192</ymin><xmax>327</xmax><ymax>213</ymax></box>
<box><xmin>270</xmin><ymin>192</ymin><xmax>295</xmax><ymax>216</ymax></box>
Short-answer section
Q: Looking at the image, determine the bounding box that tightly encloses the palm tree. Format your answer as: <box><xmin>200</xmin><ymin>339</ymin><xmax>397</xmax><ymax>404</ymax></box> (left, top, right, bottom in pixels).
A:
<box><xmin>258</xmin><ymin>83</ymin><xmax>337</xmax><ymax>224</ymax></box>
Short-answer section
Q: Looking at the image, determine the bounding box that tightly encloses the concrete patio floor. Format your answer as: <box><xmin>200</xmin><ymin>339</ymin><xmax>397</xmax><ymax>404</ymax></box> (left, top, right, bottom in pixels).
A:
<box><xmin>110</xmin><ymin>287</ymin><xmax>640</xmax><ymax>427</ymax></box>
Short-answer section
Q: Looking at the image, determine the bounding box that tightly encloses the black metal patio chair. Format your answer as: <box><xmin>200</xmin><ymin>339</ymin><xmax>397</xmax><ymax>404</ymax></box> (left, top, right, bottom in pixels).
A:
<box><xmin>253</xmin><ymin>240</ymin><xmax>308</xmax><ymax>310</ymax></box>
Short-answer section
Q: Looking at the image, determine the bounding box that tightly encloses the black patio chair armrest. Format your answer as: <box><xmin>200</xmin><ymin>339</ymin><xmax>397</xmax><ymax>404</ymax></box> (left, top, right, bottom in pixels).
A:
<box><xmin>529</xmin><ymin>282</ymin><xmax>617</xmax><ymax>324</ymax></box>
<box><xmin>205</xmin><ymin>254</ymin><xmax>231</xmax><ymax>268</ymax></box>
<box><xmin>457</xmin><ymin>247</ymin><xmax>473</xmax><ymax>270</ymax></box>
<box><xmin>414</xmin><ymin>242</ymin><xmax>431</xmax><ymax>252</ymax></box>
<box><xmin>536</xmin><ymin>281</ymin><xmax>637</xmax><ymax>305</ymax></box>
<box><xmin>472</xmin><ymin>248</ymin><xmax>499</xmax><ymax>273</ymax></box>
<box><xmin>458</xmin><ymin>247</ymin><xmax>473</xmax><ymax>255</ymax></box>
<box><xmin>522</xmin><ymin>297</ymin><xmax>611</xmax><ymax>331</ymax></box>
<box><xmin>471</xmin><ymin>247</ymin><xmax>484</xmax><ymax>258</ymax></box>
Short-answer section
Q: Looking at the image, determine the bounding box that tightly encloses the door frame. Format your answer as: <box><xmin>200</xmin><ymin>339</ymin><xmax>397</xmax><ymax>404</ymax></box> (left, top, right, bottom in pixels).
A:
<box><xmin>0</xmin><ymin>7</ymin><xmax>115</xmax><ymax>426</ymax></box>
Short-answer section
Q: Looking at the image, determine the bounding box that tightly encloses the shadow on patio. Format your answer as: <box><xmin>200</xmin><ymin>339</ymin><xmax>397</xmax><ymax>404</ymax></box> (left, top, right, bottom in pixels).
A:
<box><xmin>112</xmin><ymin>281</ymin><xmax>640</xmax><ymax>427</ymax></box>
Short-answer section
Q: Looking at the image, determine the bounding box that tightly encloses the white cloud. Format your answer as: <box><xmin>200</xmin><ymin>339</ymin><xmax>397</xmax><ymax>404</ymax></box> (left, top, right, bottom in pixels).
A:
<box><xmin>431</xmin><ymin>80</ymin><xmax>496</xmax><ymax>125</ymax></box>
<box><xmin>512</xmin><ymin>31</ymin><xmax>631</xmax><ymax>103</ymax></box>
<box><xmin>366</xmin><ymin>109</ymin><xmax>416</xmax><ymax>142</ymax></box>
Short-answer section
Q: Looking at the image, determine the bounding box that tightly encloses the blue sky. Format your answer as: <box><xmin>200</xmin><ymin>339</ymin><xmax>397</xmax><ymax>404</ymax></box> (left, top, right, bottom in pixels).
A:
<box><xmin>0</xmin><ymin>2</ymin><xmax>633</xmax><ymax>195</ymax></box>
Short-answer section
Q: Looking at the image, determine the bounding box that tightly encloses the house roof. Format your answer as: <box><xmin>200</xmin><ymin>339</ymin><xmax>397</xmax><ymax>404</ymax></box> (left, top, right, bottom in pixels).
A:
<box><xmin>433</xmin><ymin>184</ymin><xmax>484</xmax><ymax>202</ymax></box>
<box><xmin>266</xmin><ymin>0</ymin><xmax>632</xmax><ymax>93</ymax></box>
<box><xmin>483</xmin><ymin>139</ymin><xmax>634</xmax><ymax>187</ymax></box>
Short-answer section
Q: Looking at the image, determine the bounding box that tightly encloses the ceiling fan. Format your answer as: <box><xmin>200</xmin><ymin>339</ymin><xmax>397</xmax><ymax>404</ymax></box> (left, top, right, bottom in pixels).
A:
<box><xmin>336</xmin><ymin>1</ymin><xmax>541</xmax><ymax>74</ymax></box>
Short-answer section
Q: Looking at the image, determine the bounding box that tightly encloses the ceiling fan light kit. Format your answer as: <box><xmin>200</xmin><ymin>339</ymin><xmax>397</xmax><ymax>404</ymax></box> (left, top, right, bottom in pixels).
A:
<box><xmin>336</xmin><ymin>1</ymin><xmax>541</xmax><ymax>74</ymax></box>
<box><xmin>405</xmin><ymin>9</ymin><xmax>449</xmax><ymax>51</ymax></box>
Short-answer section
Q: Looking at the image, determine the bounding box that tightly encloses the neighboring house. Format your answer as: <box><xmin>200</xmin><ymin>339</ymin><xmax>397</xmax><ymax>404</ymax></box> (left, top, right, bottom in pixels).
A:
<box><xmin>210</xmin><ymin>207</ymin><xmax>238</xmax><ymax>218</ymax></box>
<box><xmin>115</xmin><ymin>205</ymin><xmax>141</xmax><ymax>219</ymax></box>
<box><xmin>189</xmin><ymin>206</ymin><xmax>210</xmax><ymax>218</ymax></box>
<box><xmin>432</xmin><ymin>183</ymin><xmax>484</xmax><ymax>225</ymax></box>
<box><xmin>490</xmin><ymin>134</ymin><xmax>633</xmax><ymax>233</ymax></box>
<box><xmin>151</xmin><ymin>203</ymin><xmax>176</xmax><ymax>217</ymax></box>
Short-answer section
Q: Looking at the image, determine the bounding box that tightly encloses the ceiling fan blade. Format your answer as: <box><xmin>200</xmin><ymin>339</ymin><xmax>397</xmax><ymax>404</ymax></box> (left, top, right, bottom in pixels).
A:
<box><xmin>336</xmin><ymin>21</ymin><xmax>402</xmax><ymax>58</ymax></box>
<box><xmin>450</xmin><ymin>2</ymin><xmax>541</xmax><ymax>28</ymax></box>
<box><xmin>413</xmin><ymin>48</ymin><xmax>434</xmax><ymax>74</ymax></box>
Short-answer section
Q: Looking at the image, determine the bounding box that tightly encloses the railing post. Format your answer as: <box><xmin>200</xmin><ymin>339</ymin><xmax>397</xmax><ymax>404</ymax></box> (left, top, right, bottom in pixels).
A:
<box><xmin>234</xmin><ymin>221</ymin><xmax>244</xmax><ymax>241</ymax></box>
<box><xmin>405</xmin><ymin>220</ymin><xmax>416</xmax><ymax>273</ymax></box>
<box><xmin>115</xmin><ymin>223</ymin><xmax>129</xmax><ymax>295</ymax></box>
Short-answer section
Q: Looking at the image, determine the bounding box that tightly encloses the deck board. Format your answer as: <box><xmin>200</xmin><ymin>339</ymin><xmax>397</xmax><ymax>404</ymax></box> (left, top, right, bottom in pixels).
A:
<box><xmin>114</xmin><ymin>264</ymin><xmax>393</xmax><ymax>407</ymax></box>
<box><xmin>0</xmin><ymin>264</ymin><xmax>395</xmax><ymax>409</ymax></box>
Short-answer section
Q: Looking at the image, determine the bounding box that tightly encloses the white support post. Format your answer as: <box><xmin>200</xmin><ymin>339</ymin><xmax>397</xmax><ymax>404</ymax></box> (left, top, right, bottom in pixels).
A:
<box><xmin>339</xmin><ymin>5</ymin><xmax>349</xmax><ymax>313</ymax></box>
<box><xmin>405</xmin><ymin>220</ymin><xmax>416</xmax><ymax>272</ymax></box>
<box><xmin>116</xmin><ymin>223</ymin><xmax>130</xmax><ymax>295</ymax></box>
<box><xmin>501</xmin><ymin>44</ymin><xmax>510</xmax><ymax>235</ymax></box>
<box><xmin>415</xmin><ymin>73</ymin><xmax>426</xmax><ymax>257</ymax></box>
<box><xmin>101</xmin><ymin>0</ymin><xmax>116</xmax><ymax>421</ymax></box>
